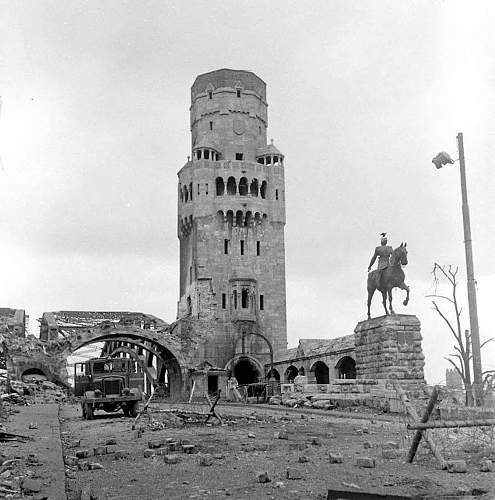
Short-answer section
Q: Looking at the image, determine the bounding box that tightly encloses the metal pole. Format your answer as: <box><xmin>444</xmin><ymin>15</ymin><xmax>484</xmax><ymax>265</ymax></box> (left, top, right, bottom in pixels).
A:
<box><xmin>457</xmin><ymin>132</ymin><xmax>483</xmax><ymax>405</ymax></box>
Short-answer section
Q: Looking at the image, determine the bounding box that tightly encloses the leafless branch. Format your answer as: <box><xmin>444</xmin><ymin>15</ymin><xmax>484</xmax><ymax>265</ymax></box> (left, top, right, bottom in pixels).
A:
<box><xmin>431</xmin><ymin>300</ymin><xmax>459</xmax><ymax>341</ymax></box>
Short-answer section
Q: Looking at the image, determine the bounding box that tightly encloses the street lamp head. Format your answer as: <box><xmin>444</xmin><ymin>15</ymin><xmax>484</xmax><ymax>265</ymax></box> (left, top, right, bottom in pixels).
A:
<box><xmin>432</xmin><ymin>151</ymin><xmax>455</xmax><ymax>169</ymax></box>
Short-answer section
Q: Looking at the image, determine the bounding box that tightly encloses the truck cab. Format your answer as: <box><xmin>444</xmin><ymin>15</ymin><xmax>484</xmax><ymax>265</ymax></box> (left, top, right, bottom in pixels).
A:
<box><xmin>74</xmin><ymin>357</ymin><xmax>143</xmax><ymax>420</ymax></box>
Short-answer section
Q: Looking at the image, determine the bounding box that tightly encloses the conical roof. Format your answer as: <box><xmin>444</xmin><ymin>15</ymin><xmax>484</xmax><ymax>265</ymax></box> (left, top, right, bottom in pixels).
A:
<box><xmin>256</xmin><ymin>139</ymin><xmax>284</xmax><ymax>158</ymax></box>
<box><xmin>192</xmin><ymin>133</ymin><xmax>220</xmax><ymax>152</ymax></box>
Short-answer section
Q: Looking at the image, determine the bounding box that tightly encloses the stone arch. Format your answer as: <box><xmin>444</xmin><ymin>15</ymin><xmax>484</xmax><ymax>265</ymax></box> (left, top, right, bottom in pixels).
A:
<box><xmin>227</xmin><ymin>176</ymin><xmax>237</xmax><ymax>195</ymax></box>
<box><xmin>216</xmin><ymin>177</ymin><xmax>225</xmax><ymax>196</ymax></box>
<box><xmin>260</xmin><ymin>180</ymin><xmax>267</xmax><ymax>199</ymax></box>
<box><xmin>299</xmin><ymin>366</ymin><xmax>305</xmax><ymax>376</ymax></box>
<box><xmin>266</xmin><ymin>368</ymin><xmax>280</xmax><ymax>381</ymax></box>
<box><xmin>239</xmin><ymin>177</ymin><xmax>248</xmax><ymax>196</ymax></box>
<box><xmin>250</xmin><ymin>179</ymin><xmax>258</xmax><ymax>197</ymax></box>
<box><xmin>285</xmin><ymin>365</ymin><xmax>298</xmax><ymax>382</ymax></box>
<box><xmin>224</xmin><ymin>354</ymin><xmax>263</xmax><ymax>386</ymax></box>
<box><xmin>21</xmin><ymin>366</ymin><xmax>50</xmax><ymax>382</ymax></box>
<box><xmin>235</xmin><ymin>210</ymin><xmax>243</xmax><ymax>226</ymax></box>
<box><xmin>310</xmin><ymin>360</ymin><xmax>329</xmax><ymax>384</ymax></box>
<box><xmin>335</xmin><ymin>356</ymin><xmax>356</xmax><ymax>379</ymax></box>
<box><xmin>244</xmin><ymin>211</ymin><xmax>252</xmax><ymax>226</ymax></box>
<box><xmin>66</xmin><ymin>323</ymin><xmax>186</xmax><ymax>397</ymax></box>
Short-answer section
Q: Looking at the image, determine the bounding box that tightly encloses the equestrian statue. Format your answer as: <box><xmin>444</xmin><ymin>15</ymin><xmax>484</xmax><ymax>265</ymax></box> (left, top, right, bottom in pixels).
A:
<box><xmin>367</xmin><ymin>233</ymin><xmax>410</xmax><ymax>319</ymax></box>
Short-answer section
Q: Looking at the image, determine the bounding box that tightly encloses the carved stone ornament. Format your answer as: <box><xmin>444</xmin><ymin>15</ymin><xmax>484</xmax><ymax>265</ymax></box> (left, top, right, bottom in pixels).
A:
<box><xmin>233</xmin><ymin>118</ymin><xmax>245</xmax><ymax>135</ymax></box>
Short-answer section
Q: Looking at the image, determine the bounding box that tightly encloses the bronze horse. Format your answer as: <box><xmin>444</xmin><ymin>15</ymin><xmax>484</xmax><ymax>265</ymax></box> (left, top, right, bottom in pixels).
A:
<box><xmin>367</xmin><ymin>243</ymin><xmax>410</xmax><ymax>319</ymax></box>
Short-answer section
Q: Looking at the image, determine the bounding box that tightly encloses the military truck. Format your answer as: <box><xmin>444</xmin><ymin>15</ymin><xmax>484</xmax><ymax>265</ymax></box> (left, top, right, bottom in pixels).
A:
<box><xmin>74</xmin><ymin>357</ymin><xmax>143</xmax><ymax>420</ymax></box>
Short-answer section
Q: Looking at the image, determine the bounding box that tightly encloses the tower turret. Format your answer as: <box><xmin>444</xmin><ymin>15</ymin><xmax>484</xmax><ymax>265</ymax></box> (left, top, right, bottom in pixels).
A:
<box><xmin>176</xmin><ymin>69</ymin><xmax>287</xmax><ymax>383</ymax></box>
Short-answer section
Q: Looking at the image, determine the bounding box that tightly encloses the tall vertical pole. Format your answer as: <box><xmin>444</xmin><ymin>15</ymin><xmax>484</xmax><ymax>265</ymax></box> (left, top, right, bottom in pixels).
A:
<box><xmin>457</xmin><ymin>132</ymin><xmax>483</xmax><ymax>405</ymax></box>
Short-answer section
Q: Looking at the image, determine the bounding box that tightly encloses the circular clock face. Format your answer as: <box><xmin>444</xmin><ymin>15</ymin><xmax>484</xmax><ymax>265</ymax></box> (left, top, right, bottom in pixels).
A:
<box><xmin>233</xmin><ymin>118</ymin><xmax>245</xmax><ymax>135</ymax></box>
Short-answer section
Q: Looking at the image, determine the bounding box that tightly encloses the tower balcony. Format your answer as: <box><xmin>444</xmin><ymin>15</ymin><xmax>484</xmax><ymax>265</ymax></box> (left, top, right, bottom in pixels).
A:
<box><xmin>231</xmin><ymin>308</ymin><xmax>256</xmax><ymax>322</ymax></box>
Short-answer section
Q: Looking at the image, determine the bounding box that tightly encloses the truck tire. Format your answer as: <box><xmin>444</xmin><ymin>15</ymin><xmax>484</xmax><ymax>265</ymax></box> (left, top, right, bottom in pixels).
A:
<box><xmin>84</xmin><ymin>402</ymin><xmax>94</xmax><ymax>420</ymax></box>
<box><xmin>128</xmin><ymin>401</ymin><xmax>139</xmax><ymax>418</ymax></box>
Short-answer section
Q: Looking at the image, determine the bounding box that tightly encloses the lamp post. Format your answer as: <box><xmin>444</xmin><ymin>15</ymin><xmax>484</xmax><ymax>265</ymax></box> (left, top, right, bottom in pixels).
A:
<box><xmin>433</xmin><ymin>133</ymin><xmax>483</xmax><ymax>405</ymax></box>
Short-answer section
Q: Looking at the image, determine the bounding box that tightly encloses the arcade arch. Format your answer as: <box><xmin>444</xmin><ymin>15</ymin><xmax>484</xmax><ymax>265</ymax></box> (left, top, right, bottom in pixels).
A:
<box><xmin>335</xmin><ymin>356</ymin><xmax>356</xmax><ymax>379</ymax></box>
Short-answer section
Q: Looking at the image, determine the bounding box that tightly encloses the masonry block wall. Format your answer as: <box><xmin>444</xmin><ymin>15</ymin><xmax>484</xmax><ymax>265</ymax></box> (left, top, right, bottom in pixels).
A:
<box><xmin>176</xmin><ymin>69</ymin><xmax>288</xmax><ymax>375</ymax></box>
<box><xmin>354</xmin><ymin>314</ymin><xmax>425</xmax><ymax>382</ymax></box>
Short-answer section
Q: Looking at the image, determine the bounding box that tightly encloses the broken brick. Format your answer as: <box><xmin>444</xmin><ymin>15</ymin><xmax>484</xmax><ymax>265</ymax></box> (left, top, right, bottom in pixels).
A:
<box><xmin>447</xmin><ymin>460</ymin><xmax>467</xmax><ymax>473</ymax></box>
<box><xmin>257</xmin><ymin>471</ymin><xmax>271</xmax><ymax>483</ymax></box>
<box><xmin>76</xmin><ymin>449</ymin><xmax>92</xmax><ymax>459</ymax></box>
<box><xmin>329</xmin><ymin>453</ymin><xmax>343</xmax><ymax>464</ymax></box>
<box><xmin>356</xmin><ymin>457</ymin><xmax>375</xmax><ymax>468</ymax></box>
<box><xmin>286</xmin><ymin>467</ymin><xmax>303</xmax><ymax>480</ymax></box>
<box><xmin>164</xmin><ymin>454</ymin><xmax>180</xmax><ymax>464</ymax></box>
<box><xmin>199</xmin><ymin>454</ymin><xmax>213</xmax><ymax>466</ymax></box>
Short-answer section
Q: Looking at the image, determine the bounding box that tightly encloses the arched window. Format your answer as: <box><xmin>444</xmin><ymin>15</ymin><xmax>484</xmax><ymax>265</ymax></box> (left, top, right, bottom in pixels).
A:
<box><xmin>311</xmin><ymin>361</ymin><xmax>329</xmax><ymax>384</ymax></box>
<box><xmin>335</xmin><ymin>356</ymin><xmax>356</xmax><ymax>379</ymax></box>
<box><xmin>250</xmin><ymin>179</ymin><xmax>258</xmax><ymax>197</ymax></box>
<box><xmin>226</xmin><ymin>210</ymin><xmax>234</xmax><ymax>226</ymax></box>
<box><xmin>216</xmin><ymin>177</ymin><xmax>225</xmax><ymax>196</ymax></box>
<box><xmin>227</xmin><ymin>177</ymin><xmax>237</xmax><ymax>195</ymax></box>
<box><xmin>204</xmin><ymin>149</ymin><xmax>210</xmax><ymax>160</ymax></box>
<box><xmin>244</xmin><ymin>211</ymin><xmax>252</xmax><ymax>226</ymax></box>
<box><xmin>257</xmin><ymin>157</ymin><xmax>264</xmax><ymax>165</ymax></box>
<box><xmin>186</xmin><ymin>296</ymin><xmax>192</xmax><ymax>315</ymax></box>
<box><xmin>254</xmin><ymin>212</ymin><xmax>261</xmax><ymax>223</ymax></box>
<box><xmin>189</xmin><ymin>182</ymin><xmax>193</xmax><ymax>201</ymax></box>
<box><xmin>183</xmin><ymin>186</ymin><xmax>188</xmax><ymax>203</ymax></box>
<box><xmin>239</xmin><ymin>177</ymin><xmax>248</xmax><ymax>196</ymax></box>
<box><xmin>235</xmin><ymin>210</ymin><xmax>243</xmax><ymax>226</ymax></box>
<box><xmin>233</xmin><ymin>290</ymin><xmax>238</xmax><ymax>309</ymax></box>
<box><xmin>241</xmin><ymin>289</ymin><xmax>249</xmax><ymax>309</ymax></box>
<box><xmin>196</xmin><ymin>150</ymin><xmax>202</xmax><ymax>160</ymax></box>
<box><xmin>285</xmin><ymin>365</ymin><xmax>298</xmax><ymax>383</ymax></box>
<box><xmin>260</xmin><ymin>181</ymin><xmax>267</xmax><ymax>199</ymax></box>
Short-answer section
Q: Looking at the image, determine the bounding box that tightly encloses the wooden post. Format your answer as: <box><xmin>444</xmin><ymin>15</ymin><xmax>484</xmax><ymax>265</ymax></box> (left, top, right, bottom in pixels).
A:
<box><xmin>131</xmin><ymin>391</ymin><xmax>155</xmax><ymax>430</ymax></box>
<box><xmin>408</xmin><ymin>418</ymin><xmax>495</xmax><ymax>430</ymax></box>
<box><xmin>188</xmin><ymin>380</ymin><xmax>196</xmax><ymax>403</ymax></box>
<box><xmin>394</xmin><ymin>383</ymin><xmax>447</xmax><ymax>469</ymax></box>
<box><xmin>204</xmin><ymin>390</ymin><xmax>222</xmax><ymax>424</ymax></box>
<box><xmin>407</xmin><ymin>386</ymin><xmax>440</xmax><ymax>463</ymax></box>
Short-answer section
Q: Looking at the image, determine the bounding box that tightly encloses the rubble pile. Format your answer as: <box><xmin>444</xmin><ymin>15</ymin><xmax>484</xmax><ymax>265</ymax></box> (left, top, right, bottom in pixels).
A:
<box><xmin>8</xmin><ymin>379</ymin><xmax>67</xmax><ymax>405</ymax></box>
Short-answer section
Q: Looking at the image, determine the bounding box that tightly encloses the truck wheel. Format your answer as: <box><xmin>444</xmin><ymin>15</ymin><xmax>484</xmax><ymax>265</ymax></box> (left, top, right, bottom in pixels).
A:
<box><xmin>84</xmin><ymin>403</ymin><xmax>94</xmax><ymax>420</ymax></box>
<box><xmin>128</xmin><ymin>401</ymin><xmax>139</xmax><ymax>418</ymax></box>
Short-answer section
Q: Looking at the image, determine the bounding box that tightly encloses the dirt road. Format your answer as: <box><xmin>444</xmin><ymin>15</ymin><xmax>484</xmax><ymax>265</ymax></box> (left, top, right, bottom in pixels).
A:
<box><xmin>58</xmin><ymin>402</ymin><xmax>494</xmax><ymax>499</ymax></box>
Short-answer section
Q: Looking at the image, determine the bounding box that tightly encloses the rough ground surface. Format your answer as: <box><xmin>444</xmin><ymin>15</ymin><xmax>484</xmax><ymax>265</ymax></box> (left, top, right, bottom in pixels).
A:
<box><xmin>1</xmin><ymin>404</ymin><xmax>66</xmax><ymax>499</ymax></box>
<box><xmin>57</xmin><ymin>402</ymin><xmax>494</xmax><ymax>500</ymax></box>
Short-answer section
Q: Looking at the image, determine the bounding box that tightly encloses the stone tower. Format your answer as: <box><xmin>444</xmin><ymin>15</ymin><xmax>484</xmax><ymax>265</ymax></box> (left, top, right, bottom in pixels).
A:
<box><xmin>176</xmin><ymin>69</ymin><xmax>287</xmax><ymax>384</ymax></box>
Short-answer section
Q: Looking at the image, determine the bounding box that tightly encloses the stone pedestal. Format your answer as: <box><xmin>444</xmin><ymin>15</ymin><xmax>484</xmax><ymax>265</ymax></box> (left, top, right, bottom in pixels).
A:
<box><xmin>354</xmin><ymin>314</ymin><xmax>425</xmax><ymax>383</ymax></box>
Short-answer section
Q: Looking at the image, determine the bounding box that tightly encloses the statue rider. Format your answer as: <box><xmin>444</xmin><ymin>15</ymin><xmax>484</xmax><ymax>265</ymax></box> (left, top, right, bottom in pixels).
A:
<box><xmin>368</xmin><ymin>233</ymin><xmax>393</xmax><ymax>288</ymax></box>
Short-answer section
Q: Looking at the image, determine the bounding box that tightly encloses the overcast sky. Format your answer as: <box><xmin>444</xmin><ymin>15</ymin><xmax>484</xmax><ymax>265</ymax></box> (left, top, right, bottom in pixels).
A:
<box><xmin>1</xmin><ymin>0</ymin><xmax>494</xmax><ymax>383</ymax></box>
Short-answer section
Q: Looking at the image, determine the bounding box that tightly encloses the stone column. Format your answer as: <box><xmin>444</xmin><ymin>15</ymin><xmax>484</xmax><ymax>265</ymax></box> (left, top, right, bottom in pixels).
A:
<box><xmin>354</xmin><ymin>314</ymin><xmax>425</xmax><ymax>383</ymax></box>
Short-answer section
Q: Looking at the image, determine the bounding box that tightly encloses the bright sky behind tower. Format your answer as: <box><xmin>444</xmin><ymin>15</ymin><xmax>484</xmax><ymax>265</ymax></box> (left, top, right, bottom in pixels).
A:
<box><xmin>1</xmin><ymin>0</ymin><xmax>494</xmax><ymax>383</ymax></box>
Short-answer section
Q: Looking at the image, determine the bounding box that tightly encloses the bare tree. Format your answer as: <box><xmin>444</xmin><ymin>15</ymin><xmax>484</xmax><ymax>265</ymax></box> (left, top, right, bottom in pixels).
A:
<box><xmin>427</xmin><ymin>263</ymin><xmax>493</xmax><ymax>406</ymax></box>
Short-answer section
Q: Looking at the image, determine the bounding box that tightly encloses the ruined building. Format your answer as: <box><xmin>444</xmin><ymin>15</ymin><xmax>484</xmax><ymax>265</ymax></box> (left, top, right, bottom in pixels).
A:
<box><xmin>175</xmin><ymin>69</ymin><xmax>287</xmax><ymax>385</ymax></box>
